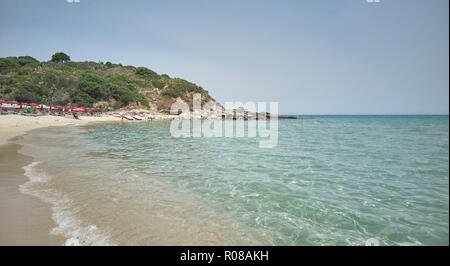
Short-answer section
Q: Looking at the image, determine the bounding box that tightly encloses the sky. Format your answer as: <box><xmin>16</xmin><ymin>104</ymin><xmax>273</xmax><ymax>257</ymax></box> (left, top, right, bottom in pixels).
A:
<box><xmin>0</xmin><ymin>0</ymin><xmax>448</xmax><ymax>114</ymax></box>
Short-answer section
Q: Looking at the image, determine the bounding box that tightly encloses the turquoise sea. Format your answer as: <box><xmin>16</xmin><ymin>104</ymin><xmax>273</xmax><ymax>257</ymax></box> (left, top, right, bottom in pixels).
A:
<box><xmin>19</xmin><ymin>115</ymin><xmax>449</xmax><ymax>245</ymax></box>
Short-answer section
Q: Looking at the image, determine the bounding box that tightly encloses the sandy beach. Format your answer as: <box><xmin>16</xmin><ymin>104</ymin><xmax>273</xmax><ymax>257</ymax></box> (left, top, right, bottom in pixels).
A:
<box><xmin>0</xmin><ymin>115</ymin><xmax>119</xmax><ymax>147</ymax></box>
<box><xmin>0</xmin><ymin>115</ymin><xmax>119</xmax><ymax>245</ymax></box>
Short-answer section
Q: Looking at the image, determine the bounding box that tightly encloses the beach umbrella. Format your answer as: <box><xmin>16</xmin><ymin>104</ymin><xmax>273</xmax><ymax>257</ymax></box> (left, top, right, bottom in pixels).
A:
<box><xmin>3</xmin><ymin>101</ymin><xmax>19</xmax><ymax>105</ymax></box>
<box><xmin>72</xmin><ymin>107</ymin><xmax>86</xmax><ymax>112</ymax></box>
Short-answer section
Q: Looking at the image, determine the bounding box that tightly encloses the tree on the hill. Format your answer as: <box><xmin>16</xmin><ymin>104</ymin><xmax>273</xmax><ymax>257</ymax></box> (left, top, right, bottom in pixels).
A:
<box><xmin>51</xmin><ymin>52</ymin><xmax>70</xmax><ymax>63</ymax></box>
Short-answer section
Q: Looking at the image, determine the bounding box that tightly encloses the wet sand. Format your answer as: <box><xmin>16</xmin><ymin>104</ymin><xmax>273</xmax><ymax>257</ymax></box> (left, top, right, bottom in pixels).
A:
<box><xmin>0</xmin><ymin>115</ymin><xmax>120</xmax><ymax>245</ymax></box>
<box><xmin>0</xmin><ymin>141</ymin><xmax>65</xmax><ymax>245</ymax></box>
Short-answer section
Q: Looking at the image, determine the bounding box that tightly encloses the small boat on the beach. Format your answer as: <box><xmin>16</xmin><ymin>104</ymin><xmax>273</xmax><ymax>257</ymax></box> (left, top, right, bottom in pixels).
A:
<box><xmin>121</xmin><ymin>115</ymin><xmax>134</xmax><ymax>120</ymax></box>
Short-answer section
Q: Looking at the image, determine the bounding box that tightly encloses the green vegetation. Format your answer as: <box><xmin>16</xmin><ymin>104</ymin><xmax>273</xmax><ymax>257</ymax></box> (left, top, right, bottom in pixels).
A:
<box><xmin>0</xmin><ymin>53</ymin><xmax>214</xmax><ymax>110</ymax></box>
<box><xmin>51</xmin><ymin>52</ymin><xmax>71</xmax><ymax>63</ymax></box>
<box><xmin>135</xmin><ymin>67</ymin><xmax>159</xmax><ymax>80</ymax></box>
<box><xmin>0</xmin><ymin>56</ymin><xmax>39</xmax><ymax>74</ymax></box>
<box><xmin>164</xmin><ymin>78</ymin><xmax>207</xmax><ymax>97</ymax></box>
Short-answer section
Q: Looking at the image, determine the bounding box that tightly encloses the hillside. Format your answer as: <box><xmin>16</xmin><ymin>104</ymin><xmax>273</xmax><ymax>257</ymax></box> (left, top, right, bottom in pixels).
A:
<box><xmin>0</xmin><ymin>54</ymin><xmax>216</xmax><ymax>113</ymax></box>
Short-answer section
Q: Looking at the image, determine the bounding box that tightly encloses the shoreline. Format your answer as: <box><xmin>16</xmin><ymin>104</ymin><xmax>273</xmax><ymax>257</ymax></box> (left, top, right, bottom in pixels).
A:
<box><xmin>0</xmin><ymin>115</ymin><xmax>121</xmax><ymax>245</ymax></box>
<box><xmin>0</xmin><ymin>142</ymin><xmax>66</xmax><ymax>245</ymax></box>
<box><xmin>1</xmin><ymin>115</ymin><xmax>268</xmax><ymax>246</ymax></box>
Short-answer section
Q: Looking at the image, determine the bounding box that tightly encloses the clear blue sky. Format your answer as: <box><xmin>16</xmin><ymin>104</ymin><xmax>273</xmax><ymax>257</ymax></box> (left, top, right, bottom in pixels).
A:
<box><xmin>0</xmin><ymin>0</ymin><xmax>448</xmax><ymax>114</ymax></box>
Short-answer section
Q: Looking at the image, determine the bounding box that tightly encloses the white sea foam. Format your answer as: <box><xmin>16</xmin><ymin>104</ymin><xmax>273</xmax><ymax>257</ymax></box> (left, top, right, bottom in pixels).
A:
<box><xmin>20</xmin><ymin>161</ymin><xmax>114</xmax><ymax>246</ymax></box>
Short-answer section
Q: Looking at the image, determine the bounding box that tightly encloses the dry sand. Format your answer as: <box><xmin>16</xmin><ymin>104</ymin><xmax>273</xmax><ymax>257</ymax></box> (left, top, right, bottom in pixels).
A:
<box><xmin>0</xmin><ymin>115</ymin><xmax>120</xmax><ymax>245</ymax></box>
<box><xmin>0</xmin><ymin>115</ymin><xmax>119</xmax><ymax>146</ymax></box>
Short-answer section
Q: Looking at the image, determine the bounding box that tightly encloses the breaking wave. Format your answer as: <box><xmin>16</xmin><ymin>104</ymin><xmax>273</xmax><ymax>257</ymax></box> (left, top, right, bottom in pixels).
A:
<box><xmin>20</xmin><ymin>161</ymin><xmax>114</xmax><ymax>246</ymax></box>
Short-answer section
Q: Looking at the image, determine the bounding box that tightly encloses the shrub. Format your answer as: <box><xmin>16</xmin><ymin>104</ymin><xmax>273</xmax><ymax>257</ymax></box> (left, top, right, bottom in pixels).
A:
<box><xmin>135</xmin><ymin>67</ymin><xmax>159</xmax><ymax>80</ymax></box>
<box><xmin>13</xmin><ymin>82</ymin><xmax>43</xmax><ymax>103</ymax></box>
<box><xmin>162</xmin><ymin>87</ymin><xmax>184</xmax><ymax>98</ymax></box>
<box><xmin>138</xmin><ymin>95</ymin><xmax>150</xmax><ymax>108</ymax></box>
<box><xmin>78</xmin><ymin>72</ymin><xmax>110</xmax><ymax>100</ymax></box>
<box><xmin>71</xmin><ymin>90</ymin><xmax>95</xmax><ymax>107</ymax></box>
<box><xmin>152</xmin><ymin>79</ymin><xmax>165</xmax><ymax>89</ymax></box>
<box><xmin>17</xmin><ymin>56</ymin><xmax>39</xmax><ymax>66</ymax></box>
<box><xmin>0</xmin><ymin>57</ymin><xmax>19</xmax><ymax>73</ymax></box>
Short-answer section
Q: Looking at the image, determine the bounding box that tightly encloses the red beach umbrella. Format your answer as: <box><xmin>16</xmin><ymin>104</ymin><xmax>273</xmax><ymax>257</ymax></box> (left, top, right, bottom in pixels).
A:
<box><xmin>3</xmin><ymin>101</ymin><xmax>19</xmax><ymax>104</ymax></box>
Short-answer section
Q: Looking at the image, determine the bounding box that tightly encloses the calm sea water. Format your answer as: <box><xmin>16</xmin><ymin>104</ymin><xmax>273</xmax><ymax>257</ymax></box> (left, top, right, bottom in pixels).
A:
<box><xmin>19</xmin><ymin>115</ymin><xmax>449</xmax><ymax>245</ymax></box>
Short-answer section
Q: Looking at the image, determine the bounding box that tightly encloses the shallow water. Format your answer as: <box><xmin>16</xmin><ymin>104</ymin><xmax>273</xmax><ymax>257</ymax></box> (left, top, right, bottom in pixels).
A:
<box><xmin>19</xmin><ymin>116</ymin><xmax>449</xmax><ymax>245</ymax></box>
